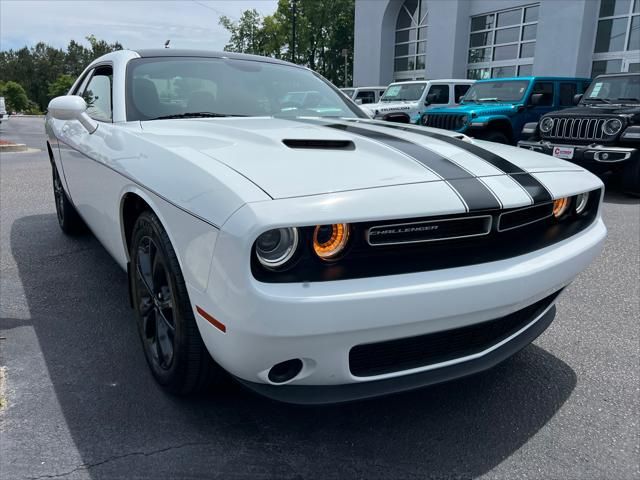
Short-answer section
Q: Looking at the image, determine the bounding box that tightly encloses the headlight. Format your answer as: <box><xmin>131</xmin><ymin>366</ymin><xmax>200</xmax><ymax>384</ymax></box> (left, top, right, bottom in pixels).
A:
<box><xmin>540</xmin><ymin>117</ymin><xmax>554</xmax><ymax>133</ymax></box>
<box><xmin>255</xmin><ymin>227</ymin><xmax>299</xmax><ymax>269</ymax></box>
<box><xmin>313</xmin><ymin>223</ymin><xmax>350</xmax><ymax>260</ymax></box>
<box><xmin>575</xmin><ymin>192</ymin><xmax>589</xmax><ymax>214</ymax></box>
<box><xmin>603</xmin><ymin>118</ymin><xmax>623</xmax><ymax>136</ymax></box>
<box><xmin>552</xmin><ymin>197</ymin><xmax>570</xmax><ymax>218</ymax></box>
<box><xmin>460</xmin><ymin>115</ymin><xmax>469</xmax><ymax>126</ymax></box>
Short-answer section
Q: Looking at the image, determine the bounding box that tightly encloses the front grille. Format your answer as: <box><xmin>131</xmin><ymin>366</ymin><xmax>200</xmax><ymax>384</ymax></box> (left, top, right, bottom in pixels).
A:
<box><xmin>542</xmin><ymin>117</ymin><xmax>606</xmax><ymax>142</ymax></box>
<box><xmin>349</xmin><ymin>290</ymin><xmax>561</xmax><ymax>377</ymax></box>
<box><xmin>367</xmin><ymin>215</ymin><xmax>492</xmax><ymax>246</ymax></box>
<box><xmin>498</xmin><ymin>202</ymin><xmax>553</xmax><ymax>232</ymax></box>
<box><xmin>425</xmin><ymin>114</ymin><xmax>466</xmax><ymax>131</ymax></box>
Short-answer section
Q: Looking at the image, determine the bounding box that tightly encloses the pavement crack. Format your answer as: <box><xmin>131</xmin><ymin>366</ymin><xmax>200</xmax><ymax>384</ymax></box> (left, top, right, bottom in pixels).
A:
<box><xmin>26</xmin><ymin>441</ymin><xmax>216</xmax><ymax>479</ymax></box>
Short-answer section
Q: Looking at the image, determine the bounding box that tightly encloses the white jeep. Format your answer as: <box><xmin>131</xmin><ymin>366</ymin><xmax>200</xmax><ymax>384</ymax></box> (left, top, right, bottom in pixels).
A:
<box><xmin>361</xmin><ymin>79</ymin><xmax>474</xmax><ymax>123</ymax></box>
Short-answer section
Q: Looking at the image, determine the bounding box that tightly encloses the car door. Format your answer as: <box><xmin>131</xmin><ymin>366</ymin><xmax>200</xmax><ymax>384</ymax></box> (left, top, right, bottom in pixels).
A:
<box><xmin>56</xmin><ymin>64</ymin><xmax>126</xmax><ymax>259</ymax></box>
<box><xmin>425</xmin><ymin>83</ymin><xmax>450</xmax><ymax>111</ymax></box>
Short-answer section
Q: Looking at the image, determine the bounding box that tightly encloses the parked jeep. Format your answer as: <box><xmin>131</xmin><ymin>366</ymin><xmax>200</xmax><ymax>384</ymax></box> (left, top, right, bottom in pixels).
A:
<box><xmin>519</xmin><ymin>73</ymin><xmax>640</xmax><ymax>194</ymax></box>
<box><xmin>340</xmin><ymin>86</ymin><xmax>387</xmax><ymax>105</ymax></box>
<box><xmin>360</xmin><ymin>79</ymin><xmax>474</xmax><ymax>123</ymax></box>
<box><xmin>419</xmin><ymin>77</ymin><xmax>591</xmax><ymax>144</ymax></box>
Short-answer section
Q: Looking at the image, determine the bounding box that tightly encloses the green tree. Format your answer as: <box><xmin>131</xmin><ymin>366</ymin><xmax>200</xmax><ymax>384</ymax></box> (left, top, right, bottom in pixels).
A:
<box><xmin>218</xmin><ymin>0</ymin><xmax>355</xmax><ymax>86</ymax></box>
<box><xmin>0</xmin><ymin>81</ymin><xmax>30</xmax><ymax>112</ymax></box>
<box><xmin>0</xmin><ymin>35</ymin><xmax>124</xmax><ymax>111</ymax></box>
<box><xmin>48</xmin><ymin>74</ymin><xmax>75</xmax><ymax>98</ymax></box>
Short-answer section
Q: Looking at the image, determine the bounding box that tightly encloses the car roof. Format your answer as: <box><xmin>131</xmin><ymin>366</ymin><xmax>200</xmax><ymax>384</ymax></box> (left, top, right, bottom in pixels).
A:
<box><xmin>476</xmin><ymin>76</ymin><xmax>591</xmax><ymax>83</ymax></box>
<box><xmin>133</xmin><ymin>49</ymin><xmax>303</xmax><ymax>69</ymax></box>
<box><xmin>388</xmin><ymin>79</ymin><xmax>473</xmax><ymax>85</ymax></box>
<box><xmin>594</xmin><ymin>72</ymin><xmax>640</xmax><ymax>78</ymax></box>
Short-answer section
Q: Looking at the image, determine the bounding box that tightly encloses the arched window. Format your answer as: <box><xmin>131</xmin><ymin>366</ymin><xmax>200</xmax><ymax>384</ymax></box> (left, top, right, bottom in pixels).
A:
<box><xmin>394</xmin><ymin>0</ymin><xmax>428</xmax><ymax>80</ymax></box>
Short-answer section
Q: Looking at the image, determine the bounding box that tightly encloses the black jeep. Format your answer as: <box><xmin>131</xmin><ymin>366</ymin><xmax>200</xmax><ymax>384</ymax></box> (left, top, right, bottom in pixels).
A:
<box><xmin>518</xmin><ymin>73</ymin><xmax>640</xmax><ymax>195</ymax></box>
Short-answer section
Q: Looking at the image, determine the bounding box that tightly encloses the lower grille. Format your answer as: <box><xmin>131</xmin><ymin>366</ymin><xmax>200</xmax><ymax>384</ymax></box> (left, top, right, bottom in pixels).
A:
<box><xmin>425</xmin><ymin>114</ymin><xmax>466</xmax><ymax>131</ymax></box>
<box><xmin>349</xmin><ymin>290</ymin><xmax>561</xmax><ymax>377</ymax></box>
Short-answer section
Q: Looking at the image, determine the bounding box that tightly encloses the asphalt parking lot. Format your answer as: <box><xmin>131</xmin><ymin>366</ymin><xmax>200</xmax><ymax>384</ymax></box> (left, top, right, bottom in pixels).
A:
<box><xmin>1</xmin><ymin>116</ymin><xmax>638</xmax><ymax>480</ymax></box>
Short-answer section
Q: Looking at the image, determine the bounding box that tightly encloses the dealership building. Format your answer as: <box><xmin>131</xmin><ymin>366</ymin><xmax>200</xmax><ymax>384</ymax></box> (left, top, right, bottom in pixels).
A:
<box><xmin>353</xmin><ymin>0</ymin><xmax>640</xmax><ymax>85</ymax></box>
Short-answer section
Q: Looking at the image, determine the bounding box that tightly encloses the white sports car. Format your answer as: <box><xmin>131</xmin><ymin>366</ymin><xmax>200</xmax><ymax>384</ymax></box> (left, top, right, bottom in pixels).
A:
<box><xmin>45</xmin><ymin>50</ymin><xmax>606</xmax><ymax>404</ymax></box>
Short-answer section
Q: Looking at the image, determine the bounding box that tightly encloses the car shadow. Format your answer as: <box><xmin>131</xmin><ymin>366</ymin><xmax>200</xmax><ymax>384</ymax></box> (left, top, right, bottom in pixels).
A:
<box><xmin>6</xmin><ymin>213</ymin><xmax>577</xmax><ymax>479</ymax></box>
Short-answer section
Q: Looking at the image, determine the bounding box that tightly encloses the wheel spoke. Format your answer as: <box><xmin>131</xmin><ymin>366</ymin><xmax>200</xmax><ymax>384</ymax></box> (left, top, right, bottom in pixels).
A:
<box><xmin>156</xmin><ymin>306</ymin><xmax>175</xmax><ymax>332</ymax></box>
<box><xmin>155</xmin><ymin>313</ymin><xmax>174</xmax><ymax>367</ymax></box>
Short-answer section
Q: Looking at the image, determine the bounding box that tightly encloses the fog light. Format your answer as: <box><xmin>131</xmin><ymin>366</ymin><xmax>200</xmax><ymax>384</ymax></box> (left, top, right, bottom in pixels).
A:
<box><xmin>575</xmin><ymin>192</ymin><xmax>589</xmax><ymax>214</ymax></box>
<box><xmin>601</xmin><ymin>152</ymin><xmax>609</xmax><ymax>161</ymax></box>
<box><xmin>553</xmin><ymin>197</ymin><xmax>570</xmax><ymax>218</ymax></box>
<box><xmin>268</xmin><ymin>359</ymin><xmax>303</xmax><ymax>384</ymax></box>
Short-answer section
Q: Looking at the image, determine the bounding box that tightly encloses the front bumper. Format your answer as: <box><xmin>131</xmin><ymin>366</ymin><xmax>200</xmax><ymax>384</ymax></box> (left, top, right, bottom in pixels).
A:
<box><xmin>237</xmin><ymin>302</ymin><xmax>557</xmax><ymax>404</ymax></box>
<box><xmin>189</xmin><ymin>210</ymin><xmax>606</xmax><ymax>401</ymax></box>
<box><xmin>518</xmin><ymin>140</ymin><xmax>638</xmax><ymax>169</ymax></box>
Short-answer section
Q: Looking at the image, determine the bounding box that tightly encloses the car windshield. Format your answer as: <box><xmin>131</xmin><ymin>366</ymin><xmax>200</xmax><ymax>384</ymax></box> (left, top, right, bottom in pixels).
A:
<box><xmin>380</xmin><ymin>83</ymin><xmax>426</xmax><ymax>102</ymax></box>
<box><xmin>462</xmin><ymin>80</ymin><xmax>529</xmax><ymax>103</ymax></box>
<box><xmin>126</xmin><ymin>57</ymin><xmax>365</xmax><ymax>121</ymax></box>
<box><xmin>582</xmin><ymin>75</ymin><xmax>640</xmax><ymax>104</ymax></box>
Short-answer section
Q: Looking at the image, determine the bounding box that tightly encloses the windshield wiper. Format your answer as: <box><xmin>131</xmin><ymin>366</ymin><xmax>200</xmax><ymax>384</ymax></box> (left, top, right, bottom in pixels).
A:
<box><xmin>615</xmin><ymin>97</ymin><xmax>640</xmax><ymax>103</ymax></box>
<box><xmin>478</xmin><ymin>97</ymin><xmax>499</xmax><ymax>102</ymax></box>
<box><xmin>151</xmin><ymin>112</ymin><xmax>248</xmax><ymax>120</ymax></box>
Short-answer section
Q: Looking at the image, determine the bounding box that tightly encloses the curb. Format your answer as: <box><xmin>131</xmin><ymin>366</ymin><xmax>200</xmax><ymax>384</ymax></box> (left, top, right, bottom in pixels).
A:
<box><xmin>0</xmin><ymin>143</ymin><xmax>28</xmax><ymax>152</ymax></box>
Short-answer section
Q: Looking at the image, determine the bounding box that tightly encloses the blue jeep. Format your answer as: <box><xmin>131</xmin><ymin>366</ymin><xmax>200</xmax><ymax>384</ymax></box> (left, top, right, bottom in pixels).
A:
<box><xmin>418</xmin><ymin>77</ymin><xmax>591</xmax><ymax>144</ymax></box>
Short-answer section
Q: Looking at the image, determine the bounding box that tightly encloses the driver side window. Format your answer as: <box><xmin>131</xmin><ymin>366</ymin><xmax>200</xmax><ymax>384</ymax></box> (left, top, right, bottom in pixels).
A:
<box><xmin>81</xmin><ymin>66</ymin><xmax>113</xmax><ymax>122</ymax></box>
<box><xmin>530</xmin><ymin>82</ymin><xmax>554</xmax><ymax>107</ymax></box>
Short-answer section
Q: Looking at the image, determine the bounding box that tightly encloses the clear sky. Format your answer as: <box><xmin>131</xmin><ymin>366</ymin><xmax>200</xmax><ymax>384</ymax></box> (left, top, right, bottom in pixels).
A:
<box><xmin>0</xmin><ymin>0</ymin><xmax>279</xmax><ymax>51</ymax></box>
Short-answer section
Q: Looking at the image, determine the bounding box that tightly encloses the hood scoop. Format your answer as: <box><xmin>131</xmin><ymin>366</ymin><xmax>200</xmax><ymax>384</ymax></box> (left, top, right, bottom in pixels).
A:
<box><xmin>282</xmin><ymin>139</ymin><xmax>355</xmax><ymax>150</ymax></box>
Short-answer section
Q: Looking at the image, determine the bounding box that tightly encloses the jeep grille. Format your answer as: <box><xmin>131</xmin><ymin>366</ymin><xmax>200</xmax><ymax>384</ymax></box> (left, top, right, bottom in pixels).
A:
<box><xmin>425</xmin><ymin>114</ymin><xmax>466</xmax><ymax>131</ymax></box>
<box><xmin>542</xmin><ymin>117</ymin><xmax>607</xmax><ymax>142</ymax></box>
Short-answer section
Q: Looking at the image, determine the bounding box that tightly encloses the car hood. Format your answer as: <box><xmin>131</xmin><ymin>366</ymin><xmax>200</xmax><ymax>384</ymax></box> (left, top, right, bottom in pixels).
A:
<box><xmin>138</xmin><ymin>117</ymin><xmax>582</xmax><ymax>201</ymax></box>
<box><xmin>428</xmin><ymin>103</ymin><xmax>519</xmax><ymax>117</ymax></box>
<box><xmin>547</xmin><ymin>104</ymin><xmax>640</xmax><ymax>119</ymax></box>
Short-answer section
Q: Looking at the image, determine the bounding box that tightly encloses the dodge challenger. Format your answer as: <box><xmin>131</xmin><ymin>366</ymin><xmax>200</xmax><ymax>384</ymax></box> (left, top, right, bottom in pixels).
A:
<box><xmin>45</xmin><ymin>49</ymin><xmax>606</xmax><ymax>404</ymax></box>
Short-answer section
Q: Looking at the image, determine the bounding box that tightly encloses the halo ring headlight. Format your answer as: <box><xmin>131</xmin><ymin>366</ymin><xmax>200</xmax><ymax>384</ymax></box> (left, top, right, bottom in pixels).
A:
<box><xmin>256</xmin><ymin>227</ymin><xmax>299</xmax><ymax>269</ymax></box>
<box><xmin>540</xmin><ymin>117</ymin><xmax>554</xmax><ymax>133</ymax></box>
<box><xmin>603</xmin><ymin>118</ymin><xmax>623</xmax><ymax>136</ymax></box>
<box><xmin>575</xmin><ymin>192</ymin><xmax>589</xmax><ymax>214</ymax></box>
<box><xmin>313</xmin><ymin>224</ymin><xmax>350</xmax><ymax>260</ymax></box>
<box><xmin>552</xmin><ymin>197</ymin><xmax>570</xmax><ymax>218</ymax></box>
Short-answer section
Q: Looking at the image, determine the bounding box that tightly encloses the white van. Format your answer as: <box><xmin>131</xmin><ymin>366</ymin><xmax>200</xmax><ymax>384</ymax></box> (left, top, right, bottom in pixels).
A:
<box><xmin>341</xmin><ymin>86</ymin><xmax>387</xmax><ymax>105</ymax></box>
<box><xmin>0</xmin><ymin>97</ymin><xmax>7</xmax><ymax>124</ymax></box>
<box><xmin>361</xmin><ymin>79</ymin><xmax>475</xmax><ymax>123</ymax></box>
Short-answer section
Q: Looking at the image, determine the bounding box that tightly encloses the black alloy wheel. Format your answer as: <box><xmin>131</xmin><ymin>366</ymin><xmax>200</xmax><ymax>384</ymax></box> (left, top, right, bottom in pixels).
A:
<box><xmin>51</xmin><ymin>163</ymin><xmax>85</xmax><ymax>235</ymax></box>
<box><xmin>130</xmin><ymin>210</ymin><xmax>225</xmax><ymax>394</ymax></box>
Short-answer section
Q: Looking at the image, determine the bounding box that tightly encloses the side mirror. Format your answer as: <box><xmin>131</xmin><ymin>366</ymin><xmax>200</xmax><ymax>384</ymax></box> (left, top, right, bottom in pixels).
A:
<box><xmin>425</xmin><ymin>93</ymin><xmax>438</xmax><ymax>106</ymax></box>
<box><xmin>573</xmin><ymin>93</ymin><xmax>583</xmax><ymax>105</ymax></box>
<box><xmin>48</xmin><ymin>95</ymin><xmax>98</xmax><ymax>133</ymax></box>
<box><xmin>529</xmin><ymin>93</ymin><xmax>544</xmax><ymax>106</ymax></box>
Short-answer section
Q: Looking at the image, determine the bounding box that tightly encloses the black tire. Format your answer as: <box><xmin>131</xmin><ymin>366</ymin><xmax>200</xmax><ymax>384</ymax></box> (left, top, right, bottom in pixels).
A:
<box><xmin>51</xmin><ymin>163</ymin><xmax>86</xmax><ymax>235</ymax></box>
<box><xmin>621</xmin><ymin>158</ymin><xmax>640</xmax><ymax>197</ymax></box>
<box><xmin>478</xmin><ymin>130</ymin><xmax>510</xmax><ymax>144</ymax></box>
<box><xmin>129</xmin><ymin>210</ymin><xmax>225</xmax><ymax>395</ymax></box>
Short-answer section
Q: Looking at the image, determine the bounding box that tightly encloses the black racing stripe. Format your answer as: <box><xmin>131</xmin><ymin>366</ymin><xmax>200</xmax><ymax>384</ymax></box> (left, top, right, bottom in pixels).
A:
<box><xmin>447</xmin><ymin>179</ymin><xmax>503</xmax><ymax>211</ymax></box>
<box><xmin>356</xmin><ymin>120</ymin><xmax>553</xmax><ymax>203</ymax></box>
<box><xmin>321</xmin><ymin>123</ymin><xmax>472</xmax><ymax>179</ymax></box>
<box><xmin>296</xmin><ymin>119</ymin><xmax>501</xmax><ymax>211</ymax></box>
